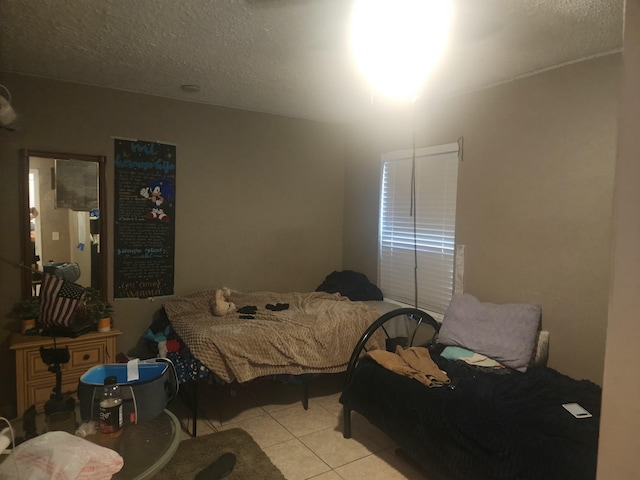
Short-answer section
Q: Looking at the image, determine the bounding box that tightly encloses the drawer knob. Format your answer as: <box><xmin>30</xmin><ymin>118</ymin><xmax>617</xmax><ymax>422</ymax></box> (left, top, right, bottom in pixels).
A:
<box><xmin>83</xmin><ymin>354</ymin><xmax>90</xmax><ymax>361</ymax></box>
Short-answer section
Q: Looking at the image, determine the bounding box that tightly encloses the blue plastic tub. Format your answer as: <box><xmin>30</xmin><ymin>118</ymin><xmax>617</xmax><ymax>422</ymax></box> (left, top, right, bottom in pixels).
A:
<box><xmin>78</xmin><ymin>360</ymin><xmax>177</xmax><ymax>424</ymax></box>
<box><xmin>80</xmin><ymin>363</ymin><xmax>168</xmax><ymax>384</ymax></box>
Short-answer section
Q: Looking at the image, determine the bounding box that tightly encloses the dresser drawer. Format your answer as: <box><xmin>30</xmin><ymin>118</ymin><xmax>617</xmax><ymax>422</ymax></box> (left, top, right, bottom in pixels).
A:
<box><xmin>28</xmin><ymin>378</ymin><xmax>80</xmax><ymax>413</ymax></box>
<box><xmin>70</xmin><ymin>343</ymin><xmax>105</xmax><ymax>370</ymax></box>
<box><xmin>25</xmin><ymin>348</ymin><xmax>56</xmax><ymax>380</ymax></box>
<box><xmin>23</xmin><ymin>341</ymin><xmax>106</xmax><ymax>380</ymax></box>
<box><xmin>11</xmin><ymin>329</ymin><xmax>121</xmax><ymax>417</ymax></box>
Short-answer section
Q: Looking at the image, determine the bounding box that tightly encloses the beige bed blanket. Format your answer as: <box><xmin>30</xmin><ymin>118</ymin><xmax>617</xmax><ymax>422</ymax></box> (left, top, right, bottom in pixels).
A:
<box><xmin>163</xmin><ymin>290</ymin><xmax>384</xmax><ymax>383</ymax></box>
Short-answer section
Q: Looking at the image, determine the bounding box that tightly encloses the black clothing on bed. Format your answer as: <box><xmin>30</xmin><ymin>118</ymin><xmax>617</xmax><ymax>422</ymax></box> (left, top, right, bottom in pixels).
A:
<box><xmin>316</xmin><ymin>270</ymin><xmax>383</xmax><ymax>301</ymax></box>
<box><xmin>266</xmin><ymin>303</ymin><xmax>289</xmax><ymax>311</ymax></box>
<box><xmin>237</xmin><ymin>305</ymin><xmax>257</xmax><ymax>319</ymax></box>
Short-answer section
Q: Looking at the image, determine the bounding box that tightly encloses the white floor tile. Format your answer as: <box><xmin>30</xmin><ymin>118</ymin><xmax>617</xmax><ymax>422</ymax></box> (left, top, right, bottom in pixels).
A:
<box><xmin>252</xmin><ymin>382</ymin><xmax>309</xmax><ymax>414</ymax></box>
<box><xmin>217</xmin><ymin>413</ymin><xmax>295</xmax><ymax>448</ymax></box>
<box><xmin>172</xmin><ymin>375</ymin><xmax>415</xmax><ymax>480</ymax></box>
<box><xmin>264</xmin><ymin>438</ymin><xmax>331</xmax><ymax>480</ymax></box>
<box><xmin>199</xmin><ymin>389</ymin><xmax>265</xmax><ymax>426</ymax></box>
<box><xmin>307</xmin><ymin>470</ymin><xmax>345</xmax><ymax>480</ymax></box>
<box><xmin>298</xmin><ymin>425</ymin><xmax>383</xmax><ymax>469</ymax></box>
<box><xmin>270</xmin><ymin>402</ymin><xmax>338</xmax><ymax>437</ymax></box>
<box><xmin>309</xmin><ymin>392</ymin><xmax>343</xmax><ymax>413</ymax></box>
<box><xmin>333</xmin><ymin>449</ymin><xmax>424</xmax><ymax>480</ymax></box>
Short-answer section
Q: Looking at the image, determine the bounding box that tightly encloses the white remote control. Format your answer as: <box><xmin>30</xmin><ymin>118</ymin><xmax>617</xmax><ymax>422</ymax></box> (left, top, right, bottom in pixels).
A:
<box><xmin>562</xmin><ymin>403</ymin><xmax>592</xmax><ymax>418</ymax></box>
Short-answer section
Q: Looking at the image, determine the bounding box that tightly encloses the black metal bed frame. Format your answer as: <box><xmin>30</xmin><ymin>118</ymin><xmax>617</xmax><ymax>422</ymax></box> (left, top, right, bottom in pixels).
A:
<box><xmin>342</xmin><ymin>307</ymin><xmax>440</xmax><ymax>439</ymax></box>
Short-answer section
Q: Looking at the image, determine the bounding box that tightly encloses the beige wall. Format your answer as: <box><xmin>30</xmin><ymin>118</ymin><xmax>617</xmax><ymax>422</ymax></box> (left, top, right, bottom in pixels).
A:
<box><xmin>343</xmin><ymin>54</ymin><xmax>620</xmax><ymax>384</ymax></box>
<box><xmin>0</xmin><ymin>74</ymin><xmax>347</xmax><ymax>415</ymax></box>
<box><xmin>0</xmin><ymin>48</ymin><xmax>628</xmax><ymax>464</ymax></box>
<box><xmin>598</xmin><ymin>0</ymin><xmax>640</xmax><ymax>477</ymax></box>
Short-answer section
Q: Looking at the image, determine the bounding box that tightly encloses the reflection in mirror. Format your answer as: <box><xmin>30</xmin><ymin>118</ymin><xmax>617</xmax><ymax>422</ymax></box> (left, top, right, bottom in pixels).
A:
<box><xmin>20</xmin><ymin>151</ymin><xmax>107</xmax><ymax>300</ymax></box>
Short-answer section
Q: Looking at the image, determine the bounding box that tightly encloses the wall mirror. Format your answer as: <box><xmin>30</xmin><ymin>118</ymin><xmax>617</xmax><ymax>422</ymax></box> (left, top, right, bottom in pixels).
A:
<box><xmin>20</xmin><ymin>150</ymin><xmax>107</xmax><ymax>299</ymax></box>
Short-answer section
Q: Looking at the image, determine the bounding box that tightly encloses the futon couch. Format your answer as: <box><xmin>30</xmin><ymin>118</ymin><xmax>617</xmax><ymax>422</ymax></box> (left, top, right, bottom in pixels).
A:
<box><xmin>340</xmin><ymin>295</ymin><xmax>601</xmax><ymax>480</ymax></box>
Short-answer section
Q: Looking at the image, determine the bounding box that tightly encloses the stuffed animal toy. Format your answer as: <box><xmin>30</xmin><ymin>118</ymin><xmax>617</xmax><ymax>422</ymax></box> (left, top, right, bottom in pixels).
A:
<box><xmin>211</xmin><ymin>287</ymin><xmax>237</xmax><ymax>316</ymax></box>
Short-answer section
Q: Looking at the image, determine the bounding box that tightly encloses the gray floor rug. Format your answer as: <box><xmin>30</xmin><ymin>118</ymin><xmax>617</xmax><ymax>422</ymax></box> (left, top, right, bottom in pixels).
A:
<box><xmin>152</xmin><ymin>428</ymin><xmax>286</xmax><ymax>479</ymax></box>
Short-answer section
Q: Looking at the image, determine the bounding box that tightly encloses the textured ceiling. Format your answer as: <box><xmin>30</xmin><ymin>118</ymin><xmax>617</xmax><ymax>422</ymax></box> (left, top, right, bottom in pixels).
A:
<box><xmin>0</xmin><ymin>0</ymin><xmax>624</xmax><ymax>124</ymax></box>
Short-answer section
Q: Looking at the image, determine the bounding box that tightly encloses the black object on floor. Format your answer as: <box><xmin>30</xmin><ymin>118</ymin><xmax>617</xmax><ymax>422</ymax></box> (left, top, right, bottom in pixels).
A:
<box><xmin>237</xmin><ymin>305</ymin><xmax>257</xmax><ymax>315</ymax></box>
<box><xmin>16</xmin><ymin>404</ymin><xmax>38</xmax><ymax>446</ymax></box>
<box><xmin>194</xmin><ymin>452</ymin><xmax>236</xmax><ymax>480</ymax></box>
<box><xmin>266</xmin><ymin>303</ymin><xmax>289</xmax><ymax>311</ymax></box>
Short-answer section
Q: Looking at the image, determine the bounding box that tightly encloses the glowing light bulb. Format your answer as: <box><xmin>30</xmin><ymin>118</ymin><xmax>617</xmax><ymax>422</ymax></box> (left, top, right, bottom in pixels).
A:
<box><xmin>350</xmin><ymin>0</ymin><xmax>452</xmax><ymax>100</ymax></box>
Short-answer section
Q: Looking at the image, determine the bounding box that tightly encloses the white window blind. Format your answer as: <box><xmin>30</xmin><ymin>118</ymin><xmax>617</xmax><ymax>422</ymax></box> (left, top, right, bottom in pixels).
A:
<box><xmin>379</xmin><ymin>142</ymin><xmax>459</xmax><ymax>314</ymax></box>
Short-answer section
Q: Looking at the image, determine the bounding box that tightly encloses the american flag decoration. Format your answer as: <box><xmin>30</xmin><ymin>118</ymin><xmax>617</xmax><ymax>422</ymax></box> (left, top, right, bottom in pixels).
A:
<box><xmin>38</xmin><ymin>273</ymin><xmax>86</xmax><ymax>328</ymax></box>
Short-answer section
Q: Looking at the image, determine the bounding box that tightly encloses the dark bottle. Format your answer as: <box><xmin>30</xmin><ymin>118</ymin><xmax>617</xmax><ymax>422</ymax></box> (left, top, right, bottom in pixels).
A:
<box><xmin>98</xmin><ymin>375</ymin><xmax>123</xmax><ymax>437</ymax></box>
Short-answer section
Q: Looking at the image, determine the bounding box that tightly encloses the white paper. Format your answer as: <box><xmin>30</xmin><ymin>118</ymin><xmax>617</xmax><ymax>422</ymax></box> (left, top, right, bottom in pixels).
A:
<box><xmin>127</xmin><ymin>358</ymin><xmax>139</xmax><ymax>382</ymax></box>
<box><xmin>76</xmin><ymin>211</ymin><xmax>86</xmax><ymax>250</ymax></box>
<box><xmin>0</xmin><ymin>427</ymin><xmax>11</xmax><ymax>453</ymax></box>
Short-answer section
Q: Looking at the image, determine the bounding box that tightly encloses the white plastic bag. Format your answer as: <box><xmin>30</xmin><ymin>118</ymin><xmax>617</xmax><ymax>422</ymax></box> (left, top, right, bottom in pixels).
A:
<box><xmin>0</xmin><ymin>431</ymin><xmax>123</xmax><ymax>479</ymax></box>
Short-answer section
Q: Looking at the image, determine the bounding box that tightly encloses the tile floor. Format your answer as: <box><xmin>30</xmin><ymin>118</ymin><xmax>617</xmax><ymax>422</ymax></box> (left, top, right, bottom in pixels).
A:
<box><xmin>167</xmin><ymin>374</ymin><xmax>428</xmax><ymax>480</ymax></box>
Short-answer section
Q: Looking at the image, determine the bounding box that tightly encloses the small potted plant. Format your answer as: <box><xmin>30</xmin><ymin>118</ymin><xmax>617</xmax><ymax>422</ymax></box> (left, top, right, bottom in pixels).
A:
<box><xmin>92</xmin><ymin>299</ymin><xmax>114</xmax><ymax>332</ymax></box>
<box><xmin>12</xmin><ymin>296</ymin><xmax>41</xmax><ymax>334</ymax></box>
<box><xmin>75</xmin><ymin>288</ymin><xmax>114</xmax><ymax>332</ymax></box>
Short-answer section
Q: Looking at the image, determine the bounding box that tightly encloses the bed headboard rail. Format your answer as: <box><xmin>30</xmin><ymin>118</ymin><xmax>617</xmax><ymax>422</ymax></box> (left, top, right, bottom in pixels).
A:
<box><xmin>344</xmin><ymin>308</ymin><xmax>440</xmax><ymax>386</ymax></box>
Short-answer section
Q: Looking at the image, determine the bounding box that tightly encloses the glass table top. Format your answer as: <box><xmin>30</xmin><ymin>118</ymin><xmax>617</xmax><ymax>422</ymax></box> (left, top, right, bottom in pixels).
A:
<box><xmin>5</xmin><ymin>408</ymin><xmax>181</xmax><ymax>480</ymax></box>
<box><xmin>84</xmin><ymin>409</ymin><xmax>181</xmax><ymax>479</ymax></box>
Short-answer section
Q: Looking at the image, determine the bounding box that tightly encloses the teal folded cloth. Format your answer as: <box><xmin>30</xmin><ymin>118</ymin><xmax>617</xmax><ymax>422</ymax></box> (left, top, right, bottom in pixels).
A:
<box><xmin>441</xmin><ymin>346</ymin><xmax>476</xmax><ymax>360</ymax></box>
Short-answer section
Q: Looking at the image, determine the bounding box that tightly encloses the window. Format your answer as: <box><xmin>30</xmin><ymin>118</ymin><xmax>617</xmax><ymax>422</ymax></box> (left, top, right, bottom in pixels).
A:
<box><xmin>379</xmin><ymin>142</ymin><xmax>459</xmax><ymax>314</ymax></box>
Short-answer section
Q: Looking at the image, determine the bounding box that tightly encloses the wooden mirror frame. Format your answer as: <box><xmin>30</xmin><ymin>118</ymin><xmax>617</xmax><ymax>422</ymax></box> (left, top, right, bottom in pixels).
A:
<box><xmin>19</xmin><ymin>150</ymin><xmax>108</xmax><ymax>300</ymax></box>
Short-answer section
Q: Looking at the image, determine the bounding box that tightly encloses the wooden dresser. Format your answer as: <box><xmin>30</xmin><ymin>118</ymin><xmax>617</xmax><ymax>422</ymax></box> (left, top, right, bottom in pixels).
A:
<box><xmin>10</xmin><ymin>329</ymin><xmax>121</xmax><ymax>416</ymax></box>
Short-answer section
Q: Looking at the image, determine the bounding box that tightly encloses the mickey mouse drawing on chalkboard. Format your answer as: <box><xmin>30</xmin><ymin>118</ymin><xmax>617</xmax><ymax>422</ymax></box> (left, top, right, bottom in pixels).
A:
<box><xmin>140</xmin><ymin>178</ymin><xmax>175</xmax><ymax>222</ymax></box>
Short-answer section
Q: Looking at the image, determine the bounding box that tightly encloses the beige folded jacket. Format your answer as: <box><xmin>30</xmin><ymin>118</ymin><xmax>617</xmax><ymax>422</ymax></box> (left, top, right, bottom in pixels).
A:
<box><xmin>367</xmin><ymin>346</ymin><xmax>450</xmax><ymax>388</ymax></box>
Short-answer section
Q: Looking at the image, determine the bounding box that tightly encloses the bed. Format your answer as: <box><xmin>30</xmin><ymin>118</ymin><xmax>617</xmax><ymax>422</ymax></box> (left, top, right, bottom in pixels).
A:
<box><xmin>159</xmin><ymin>286</ymin><xmax>386</xmax><ymax>434</ymax></box>
<box><xmin>340</xmin><ymin>295</ymin><xmax>602</xmax><ymax>480</ymax></box>
<box><xmin>164</xmin><ymin>289</ymin><xmax>385</xmax><ymax>382</ymax></box>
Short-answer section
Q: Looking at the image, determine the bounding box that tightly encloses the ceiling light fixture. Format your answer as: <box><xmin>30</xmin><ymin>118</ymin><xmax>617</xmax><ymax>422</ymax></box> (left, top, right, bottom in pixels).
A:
<box><xmin>181</xmin><ymin>84</ymin><xmax>201</xmax><ymax>93</ymax></box>
<box><xmin>350</xmin><ymin>0</ymin><xmax>452</xmax><ymax>100</ymax></box>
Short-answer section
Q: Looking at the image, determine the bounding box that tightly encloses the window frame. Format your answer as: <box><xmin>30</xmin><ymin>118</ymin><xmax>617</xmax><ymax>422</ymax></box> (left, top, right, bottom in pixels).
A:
<box><xmin>378</xmin><ymin>142</ymin><xmax>460</xmax><ymax>316</ymax></box>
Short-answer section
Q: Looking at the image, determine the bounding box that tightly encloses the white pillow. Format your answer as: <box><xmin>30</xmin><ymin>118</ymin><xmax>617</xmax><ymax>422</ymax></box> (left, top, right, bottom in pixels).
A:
<box><xmin>438</xmin><ymin>293</ymin><xmax>541</xmax><ymax>372</ymax></box>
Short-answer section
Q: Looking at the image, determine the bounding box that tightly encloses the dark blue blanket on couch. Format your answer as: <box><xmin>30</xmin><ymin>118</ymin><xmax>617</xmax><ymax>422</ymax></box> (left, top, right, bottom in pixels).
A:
<box><xmin>340</xmin><ymin>355</ymin><xmax>601</xmax><ymax>480</ymax></box>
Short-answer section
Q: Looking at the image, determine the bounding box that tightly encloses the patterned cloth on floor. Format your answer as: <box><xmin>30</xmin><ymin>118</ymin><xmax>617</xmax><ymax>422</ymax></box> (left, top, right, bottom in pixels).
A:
<box><xmin>165</xmin><ymin>351</ymin><xmax>209</xmax><ymax>383</ymax></box>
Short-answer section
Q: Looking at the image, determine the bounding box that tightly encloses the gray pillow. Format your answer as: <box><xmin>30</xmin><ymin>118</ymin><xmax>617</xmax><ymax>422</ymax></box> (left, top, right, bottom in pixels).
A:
<box><xmin>438</xmin><ymin>293</ymin><xmax>541</xmax><ymax>372</ymax></box>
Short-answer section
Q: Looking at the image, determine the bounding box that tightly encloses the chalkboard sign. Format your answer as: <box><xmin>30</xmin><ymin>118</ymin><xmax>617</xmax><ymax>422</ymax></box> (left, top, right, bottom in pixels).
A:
<box><xmin>113</xmin><ymin>139</ymin><xmax>176</xmax><ymax>298</ymax></box>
